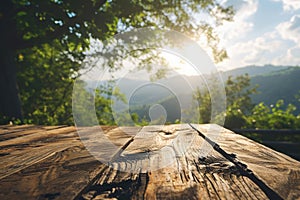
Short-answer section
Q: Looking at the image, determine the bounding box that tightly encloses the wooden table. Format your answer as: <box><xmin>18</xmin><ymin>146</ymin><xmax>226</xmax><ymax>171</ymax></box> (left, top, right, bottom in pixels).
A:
<box><xmin>0</xmin><ymin>124</ymin><xmax>299</xmax><ymax>200</ymax></box>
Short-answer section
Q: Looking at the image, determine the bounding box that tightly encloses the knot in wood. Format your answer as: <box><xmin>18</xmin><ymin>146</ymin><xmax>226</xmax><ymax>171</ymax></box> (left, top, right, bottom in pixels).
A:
<box><xmin>159</xmin><ymin>128</ymin><xmax>176</xmax><ymax>135</ymax></box>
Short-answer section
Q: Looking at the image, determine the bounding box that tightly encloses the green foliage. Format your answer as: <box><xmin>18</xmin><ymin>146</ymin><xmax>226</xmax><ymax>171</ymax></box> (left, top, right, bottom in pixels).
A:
<box><xmin>188</xmin><ymin>74</ymin><xmax>257</xmax><ymax>128</ymax></box>
<box><xmin>95</xmin><ymin>83</ymin><xmax>127</xmax><ymax>125</ymax></box>
<box><xmin>17</xmin><ymin>40</ymin><xmax>80</xmax><ymax>125</ymax></box>
<box><xmin>73</xmin><ymin>80</ymin><xmax>130</xmax><ymax>126</ymax></box>
<box><xmin>190</xmin><ymin>87</ymin><xmax>212</xmax><ymax>123</ymax></box>
<box><xmin>225</xmin><ymin>103</ymin><xmax>248</xmax><ymax>129</ymax></box>
<box><xmin>190</xmin><ymin>73</ymin><xmax>300</xmax><ymax>130</ymax></box>
<box><xmin>250</xmin><ymin>67</ymin><xmax>300</xmax><ymax>113</ymax></box>
<box><xmin>1</xmin><ymin>0</ymin><xmax>234</xmax><ymax>125</ymax></box>
<box><xmin>224</xmin><ymin>74</ymin><xmax>257</xmax><ymax>128</ymax></box>
<box><xmin>225</xmin><ymin>74</ymin><xmax>257</xmax><ymax>113</ymax></box>
<box><xmin>72</xmin><ymin>81</ymin><xmax>97</xmax><ymax>126</ymax></box>
<box><xmin>246</xmin><ymin>100</ymin><xmax>300</xmax><ymax>129</ymax></box>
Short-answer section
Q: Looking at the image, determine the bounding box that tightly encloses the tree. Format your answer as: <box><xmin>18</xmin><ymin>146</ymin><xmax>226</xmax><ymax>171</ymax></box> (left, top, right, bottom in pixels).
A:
<box><xmin>224</xmin><ymin>74</ymin><xmax>257</xmax><ymax>128</ymax></box>
<box><xmin>224</xmin><ymin>102</ymin><xmax>249</xmax><ymax>129</ymax></box>
<box><xmin>95</xmin><ymin>82</ymin><xmax>127</xmax><ymax>125</ymax></box>
<box><xmin>188</xmin><ymin>74</ymin><xmax>257</xmax><ymax>128</ymax></box>
<box><xmin>189</xmin><ymin>74</ymin><xmax>300</xmax><ymax>129</ymax></box>
<box><xmin>0</xmin><ymin>0</ymin><xmax>234</xmax><ymax>124</ymax></box>
<box><xmin>225</xmin><ymin>74</ymin><xmax>257</xmax><ymax>113</ymax></box>
<box><xmin>16</xmin><ymin>41</ymin><xmax>80</xmax><ymax>125</ymax></box>
<box><xmin>190</xmin><ymin>87</ymin><xmax>212</xmax><ymax>123</ymax></box>
<box><xmin>246</xmin><ymin>100</ymin><xmax>300</xmax><ymax>129</ymax></box>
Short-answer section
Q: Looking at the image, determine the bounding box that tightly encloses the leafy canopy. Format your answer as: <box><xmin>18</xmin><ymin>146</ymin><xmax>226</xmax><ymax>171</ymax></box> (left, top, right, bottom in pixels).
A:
<box><xmin>2</xmin><ymin>0</ymin><xmax>234</xmax><ymax>125</ymax></box>
<box><xmin>189</xmin><ymin>74</ymin><xmax>300</xmax><ymax>129</ymax></box>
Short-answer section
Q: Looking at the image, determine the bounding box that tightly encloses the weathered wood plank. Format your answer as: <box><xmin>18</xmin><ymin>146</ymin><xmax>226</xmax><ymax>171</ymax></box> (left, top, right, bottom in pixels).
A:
<box><xmin>79</xmin><ymin>124</ymin><xmax>269</xmax><ymax>200</ymax></box>
<box><xmin>0</xmin><ymin>145</ymin><xmax>105</xmax><ymax>199</ymax></box>
<box><xmin>1</xmin><ymin>124</ymin><xmax>299</xmax><ymax>200</ymax></box>
<box><xmin>142</xmin><ymin>125</ymin><xmax>268</xmax><ymax>200</ymax></box>
<box><xmin>0</xmin><ymin>126</ymin><xmax>139</xmax><ymax>200</ymax></box>
<box><xmin>0</xmin><ymin>126</ymin><xmax>94</xmax><ymax>180</ymax></box>
<box><xmin>193</xmin><ymin>123</ymin><xmax>300</xmax><ymax>200</ymax></box>
<box><xmin>0</xmin><ymin>126</ymin><xmax>123</xmax><ymax>181</ymax></box>
<box><xmin>0</xmin><ymin>126</ymin><xmax>76</xmax><ymax>148</ymax></box>
<box><xmin>0</xmin><ymin>125</ymin><xmax>62</xmax><ymax>136</ymax></box>
<box><xmin>0</xmin><ymin>125</ymin><xmax>66</xmax><ymax>141</ymax></box>
<box><xmin>0</xmin><ymin>124</ymin><xmax>37</xmax><ymax>135</ymax></box>
<box><xmin>0</xmin><ymin>143</ymin><xmax>77</xmax><ymax>180</ymax></box>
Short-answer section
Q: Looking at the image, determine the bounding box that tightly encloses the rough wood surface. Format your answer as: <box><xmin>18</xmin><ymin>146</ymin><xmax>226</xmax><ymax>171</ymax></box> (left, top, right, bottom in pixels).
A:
<box><xmin>192</xmin><ymin>124</ymin><xmax>300</xmax><ymax>200</ymax></box>
<box><xmin>0</xmin><ymin>124</ymin><xmax>299</xmax><ymax>200</ymax></box>
<box><xmin>82</xmin><ymin>124</ymin><xmax>270</xmax><ymax>200</ymax></box>
<box><xmin>0</xmin><ymin>125</ymin><xmax>136</xmax><ymax>199</ymax></box>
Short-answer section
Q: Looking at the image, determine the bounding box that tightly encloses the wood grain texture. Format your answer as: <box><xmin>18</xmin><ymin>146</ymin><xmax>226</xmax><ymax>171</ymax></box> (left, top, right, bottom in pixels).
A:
<box><xmin>0</xmin><ymin>124</ymin><xmax>299</xmax><ymax>200</ymax></box>
<box><xmin>0</xmin><ymin>126</ymin><xmax>79</xmax><ymax>180</ymax></box>
<box><xmin>79</xmin><ymin>124</ymin><xmax>270</xmax><ymax>200</ymax></box>
<box><xmin>0</xmin><ymin>126</ymin><xmax>137</xmax><ymax>199</ymax></box>
<box><xmin>0</xmin><ymin>124</ymin><xmax>37</xmax><ymax>135</ymax></box>
<box><xmin>0</xmin><ymin>126</ymin><xmax>76</xmax><ymax>148</ymax></box>
<box><xmin>193</xmin><ymin>123</ymin><xmax>300</xmax><ymax>200</ymax></box>
<box><xmin>0</xmin><ymin>125</ymin><xmax>66</xmax><ymax>141</ymax></box>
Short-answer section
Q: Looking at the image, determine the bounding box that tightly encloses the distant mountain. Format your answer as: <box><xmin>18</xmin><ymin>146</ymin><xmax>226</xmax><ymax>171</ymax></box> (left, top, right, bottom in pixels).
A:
<box><xmin>129</xmin><ymin>95</ymin><xmax>182</xmax><ymax>123</ymax></box>
<box><xmin>250</xmin><ymin>67</ymin><xmax>300</xmax><ymax>111</ymax></box>
<box><xmin>223</xmin><ymin>65</ymin><xmax>300</xmax><ymax>113</ymax></box>
<box><xmin>112</xmin><ymin>76</ymin><xmax>202</xmax><ymax>123</ymax></box>
<box><xmin>222</xmin><ymin>64</ymin><xmax>288</xmax><ymax>78</ymax></box>
<box><xmin>92</xmin><ymin>65</ymin><xmax>300</xmax><ymax>121</ymax></box>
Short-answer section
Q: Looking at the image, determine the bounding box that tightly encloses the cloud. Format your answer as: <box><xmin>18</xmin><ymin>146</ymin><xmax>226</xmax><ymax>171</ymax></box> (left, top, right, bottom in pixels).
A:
<box><xmin>276</xmin><ymin>15</ymin><xmax>300</xmax><ymax>43</ymax></box>
<box><xmin>289</xmin><ymin>46</ymin><xmax>300</xmax><ymax>57</ymax></box>
<box><xmin>215</xmin><ymin>1</ymin><xmax>300</xmax><ymax>70</ymax></box>
<box><xmin>271</xmin><ymin>0</ymin><xmax>300</xmax><ymax>11</ymax></box>
<box><xmin>270</xmin><ymin>45</ymin><xmax>300</xmax><ymax>65</ymax></box>
<box><xmin>217</xmin><ymin>0</ymin><xmax>258</xmax><ymax>46</ymax></box>
<box><xmin>217</xmin><ymin>31</ymin><xmax>297</xmax><ymax>69</ymax></box>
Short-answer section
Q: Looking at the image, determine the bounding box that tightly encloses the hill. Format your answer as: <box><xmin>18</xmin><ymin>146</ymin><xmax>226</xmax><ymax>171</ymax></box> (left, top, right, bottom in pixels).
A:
<box><xmin>223</xmin><ymin>64</ymin><xmax>287</xmax><ymax>78</ymax></box>
<box><xmin>250</xmin><ymin>67</ymin><xmax>300</xmax><ymax>111</ymax></box>
<box><xmin>94</xmin><ymin>65</ymin><xmax>300</xmax><ymax>123</ymax></box>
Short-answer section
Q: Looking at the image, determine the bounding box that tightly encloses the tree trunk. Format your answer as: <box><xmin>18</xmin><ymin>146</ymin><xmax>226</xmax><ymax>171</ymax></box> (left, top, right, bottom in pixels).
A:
<box><xmin>0</xmin><ymin>1</ymin><xmax>23</xmax><ymax>121</ymax></box>
<box><xmin>0</xmin><ymin>50</ymin><xmax>23</xmax><ymax>121</ymax></box>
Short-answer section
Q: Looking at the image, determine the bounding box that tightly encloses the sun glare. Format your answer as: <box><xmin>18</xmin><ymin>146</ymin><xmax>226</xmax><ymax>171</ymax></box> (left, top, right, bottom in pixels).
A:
<box><xmin>161</xmin><ymin>51</ymin><xmax>199</xmax><ymax>76</ymax></box>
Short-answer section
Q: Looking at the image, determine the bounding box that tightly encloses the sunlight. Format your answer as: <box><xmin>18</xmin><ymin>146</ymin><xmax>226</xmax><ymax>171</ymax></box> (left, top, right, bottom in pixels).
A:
<box><xmin>161</xmin><ymin>38</ymin><xmax>215</xmax><ymax>76</ymax></box>
<box><xmin>161</xmin><ymin>51</ymin><xmax>199</xmax><ymax>76</ymax></box>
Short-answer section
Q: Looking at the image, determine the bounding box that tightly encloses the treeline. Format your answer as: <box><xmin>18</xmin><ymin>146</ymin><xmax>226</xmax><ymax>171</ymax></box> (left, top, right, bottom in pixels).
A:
<box><xmin>89</xmin><ymin>74</ymin><xmax>300</xmax><ymax>130</ymax></box>
<box><xmin>0</xmin><ymin>0</ymin><xmax>234</xmax><ymax>123</ymax></box>
<box><xmin>188</xmin><ymin>74</ymin><xmax>300</xmax><ymax>130</ymax></box>
<box><xmin>2</xmin><ymin>72</ymin><xmax>300</xmax><ymax>130</ymax></box>
<box><xmin>1</xmin><ymin>1</ymin><xmax>298</xmax><ymax>129</ymax></box>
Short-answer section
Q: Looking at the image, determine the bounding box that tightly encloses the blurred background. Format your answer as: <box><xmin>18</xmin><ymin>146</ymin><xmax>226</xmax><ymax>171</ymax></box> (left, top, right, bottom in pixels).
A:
<box><xmin>0</xmin><ymin>0</ymin><xmax>299</xmax><ymax>159</ymax></box>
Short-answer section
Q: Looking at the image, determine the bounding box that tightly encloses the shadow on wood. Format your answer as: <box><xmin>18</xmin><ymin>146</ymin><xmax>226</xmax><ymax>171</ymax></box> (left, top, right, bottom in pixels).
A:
<box><xmin>0</xmin><ymin>124</ymin><xmax>299</xmax><ymax>199</ymax></box>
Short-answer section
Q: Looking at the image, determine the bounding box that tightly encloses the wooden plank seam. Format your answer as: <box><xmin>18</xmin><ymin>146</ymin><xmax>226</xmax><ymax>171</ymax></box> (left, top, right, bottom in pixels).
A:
<box><xmin>189</xmin><ymin>123</ymin><xmax>283</xmax><ymax>200</ymax></box>
<box><xmin>74</xmin><ymin>136</ymin><xmax>137</xmax><ymax>199</ymax></box>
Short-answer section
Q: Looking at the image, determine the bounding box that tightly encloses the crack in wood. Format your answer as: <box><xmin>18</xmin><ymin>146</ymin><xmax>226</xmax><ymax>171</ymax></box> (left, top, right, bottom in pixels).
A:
<box><xmin>2</xmin><ymin>125</ymin><xmax>295</xmax><ymax>199</ymax></box>
<box><xmin>189</xmin><ymin>123</ymin><xmax>284</xmax><ymax>200</ymax></box>
<box><xmin>75</xmin><ymin>131</ymin><xmax>138</xmax><ymax>200</ymax></box>
<box><xmin>78</xmin><ymin>172</ymin><xmax>149</xmax><ymax>200</ymax></box>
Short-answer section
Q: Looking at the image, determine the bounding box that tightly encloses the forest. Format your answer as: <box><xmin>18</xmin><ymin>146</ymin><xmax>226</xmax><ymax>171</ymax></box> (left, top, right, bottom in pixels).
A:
<box><xmin>1</xmin><ymin>0</ymin><xmax>299</xmax><ymax>131</ymax></box>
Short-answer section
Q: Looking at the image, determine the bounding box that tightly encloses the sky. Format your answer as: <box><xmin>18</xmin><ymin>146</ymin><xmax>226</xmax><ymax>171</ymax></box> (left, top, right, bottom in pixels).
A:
<box><xmin>215</xmin><ymin>0</ymin><xmax>300</xmax><ymax>70</ymax></box>
<box><xmin>85</xmin><ymin>0</ymin><xmax>300</xmax><ymax>80</ymax></box>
